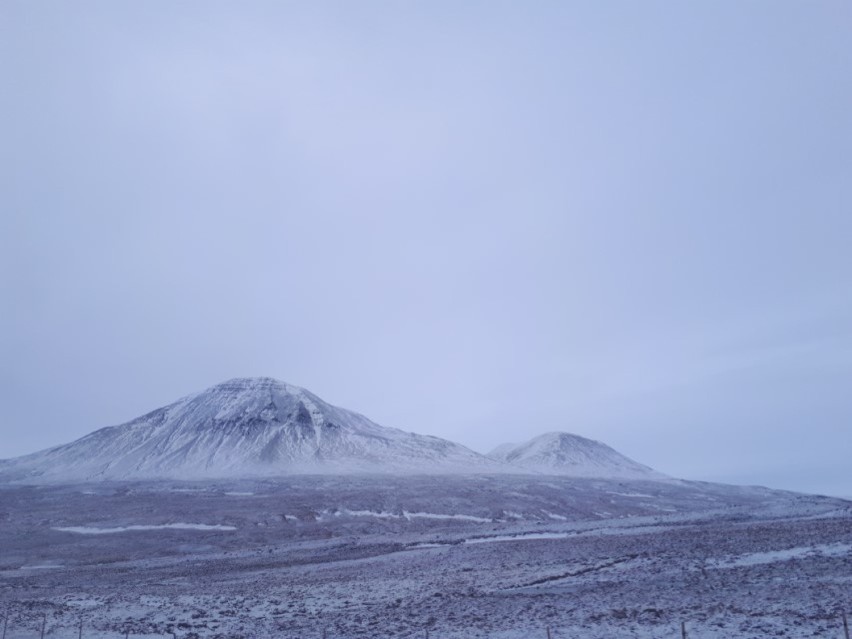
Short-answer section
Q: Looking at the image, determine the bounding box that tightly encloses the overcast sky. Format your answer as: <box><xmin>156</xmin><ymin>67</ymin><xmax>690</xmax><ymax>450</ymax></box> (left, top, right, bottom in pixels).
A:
<box><xmin>1</xmin><ymin>1</ymin><xmax>850</xmax><ymax>497</ymax></box>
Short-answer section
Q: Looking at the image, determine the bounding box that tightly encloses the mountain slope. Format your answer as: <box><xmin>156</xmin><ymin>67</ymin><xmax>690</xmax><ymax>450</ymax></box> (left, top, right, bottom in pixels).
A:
<box><xmin>0</xmin><ymin>377</ymin><xmax>504</xmax><ymax>481</ymax></box>
<box><xmin>488</xmin><ymin>432</ymin><xmax>665</xmax><ymax>479</ymax></box>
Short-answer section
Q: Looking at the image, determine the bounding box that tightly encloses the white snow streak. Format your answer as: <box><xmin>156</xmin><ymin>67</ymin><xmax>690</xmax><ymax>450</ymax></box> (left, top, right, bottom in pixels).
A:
<box><xmin>324</xmin><ymin>509</ymin><xmax>492</xmax><ymax>523</ymax></box>
<box><xmin>710</xmin><ymin>543</ymin><xmax>852</xmax><ymax>568</ymax></box>
<box><xmin>53</xmin><ymin>523</ymin><xmax>237</xmax><ymax>534</ymax></box>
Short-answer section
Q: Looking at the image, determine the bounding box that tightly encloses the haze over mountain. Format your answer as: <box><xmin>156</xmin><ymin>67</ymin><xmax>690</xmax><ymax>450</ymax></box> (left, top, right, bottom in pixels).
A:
<box><xmin>488</xmin><ymin>432</ymin><xmax>664</xmax><ymax>480</ymax></box>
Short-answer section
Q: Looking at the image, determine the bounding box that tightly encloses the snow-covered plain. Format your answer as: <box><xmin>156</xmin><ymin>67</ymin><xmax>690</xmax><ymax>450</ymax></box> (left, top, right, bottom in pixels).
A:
<box><xmin>1</xmin><ymin>475</ymin><xmax>850</xmax><ymax>639</ymax></box>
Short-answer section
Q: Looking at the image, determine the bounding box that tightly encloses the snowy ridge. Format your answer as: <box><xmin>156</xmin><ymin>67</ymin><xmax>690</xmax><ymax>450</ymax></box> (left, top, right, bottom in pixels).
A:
<box><xmin>488</xmin><ymin>432</ymin><xmax>665</xmax><ymax>480</ymax></box>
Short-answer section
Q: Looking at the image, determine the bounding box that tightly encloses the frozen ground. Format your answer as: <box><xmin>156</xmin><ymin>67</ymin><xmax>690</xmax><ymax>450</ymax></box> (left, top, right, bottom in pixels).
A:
<box><xmin>0</xmin><ymin>475</ymin><xmax>850</xmax><ymax>638</ymax></box>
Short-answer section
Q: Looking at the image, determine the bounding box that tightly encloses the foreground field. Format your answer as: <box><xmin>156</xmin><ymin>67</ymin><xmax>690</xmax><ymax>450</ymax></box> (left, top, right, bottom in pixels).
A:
<box><xmin>1</xmin><ymin>476</ymin><xmax>850</xmax><ymax>638</ymax></box>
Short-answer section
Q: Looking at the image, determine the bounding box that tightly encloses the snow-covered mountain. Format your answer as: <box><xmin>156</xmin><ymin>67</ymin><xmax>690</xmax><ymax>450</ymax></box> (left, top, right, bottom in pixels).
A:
<box><xmin>0</xmin><ymin>378</ymin><xmax>671</xmax><ymax>482</ymax></box>
<box><xmin>488</xmin><ymin>432</ymin><xmax>665</xmax><ymax>479</ymax></box>
<box><xmin>0</xmin><ymin>378</ymin><xmax>505</xmax><ymax>481</ymax></box>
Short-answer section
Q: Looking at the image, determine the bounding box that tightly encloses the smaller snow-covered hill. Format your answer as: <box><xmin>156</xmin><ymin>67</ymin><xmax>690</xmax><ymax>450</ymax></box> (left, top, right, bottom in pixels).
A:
<box><xmin>488</xmin><ymin>432</ymin><xmax>665</xmax><ymax>479</ymax></box>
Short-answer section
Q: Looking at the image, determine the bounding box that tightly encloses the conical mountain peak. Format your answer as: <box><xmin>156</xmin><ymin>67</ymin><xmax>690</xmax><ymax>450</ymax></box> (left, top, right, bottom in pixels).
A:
<box><xmin>0</xmin><ymin>378</ymin><xmax>501</xmax><ymax>481</ymax></box>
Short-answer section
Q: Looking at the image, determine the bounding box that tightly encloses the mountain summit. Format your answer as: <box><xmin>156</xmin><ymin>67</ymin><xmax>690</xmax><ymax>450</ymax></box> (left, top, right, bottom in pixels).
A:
<box><xmin>488</xmin><ymin>432</ymin><xmax>664</xmax><ymax>479</ymax></box>
<box><xmin>0</xmin><ymin>377</ymin><xmax>501</xmax><ymax>481</ymax></box>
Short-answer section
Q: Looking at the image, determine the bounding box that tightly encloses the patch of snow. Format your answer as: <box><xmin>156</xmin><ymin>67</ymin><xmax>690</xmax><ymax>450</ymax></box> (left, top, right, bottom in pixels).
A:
<box><xmin>466</xmin><ymin>532</ymin><xmax>571</xmax><ymax>545</ymax></box>
<box><xmin>331</xmin><ymin>509</ymin><xmax>399</xmax><ymax>519</ymax></box>
<box><xmin>709</xmin><ymin>543</ymin><xmax>852</xmax><ymax>568</ymax></box>
<box><xmin>53</xmin><ymin>523</ymin><xmax>237</xmax><ymax>534</ymax></box>
<box><xmin>322</xmin><ymin>509</ymin><xmax>492</xmax><ymax>523</ymax></box>
<box><xmin>404</xmin><ymin>511</ymin><xmax>492</xmax><ymax>523</ymax></box>
<box><xmin>409</xmin><ymin>543</ymin><xmax>450</xmax><ymax>549</ymax></box>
